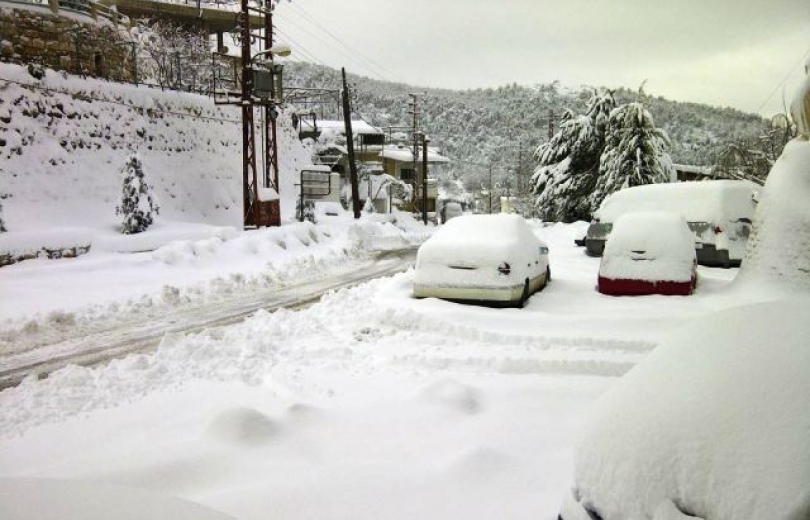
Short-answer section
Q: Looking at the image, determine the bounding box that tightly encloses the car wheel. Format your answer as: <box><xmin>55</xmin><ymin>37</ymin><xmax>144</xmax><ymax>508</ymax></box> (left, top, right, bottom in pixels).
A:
<box><xmin>518</xmin><ymin>279</ymin><xmax>530</xmax><ymax>308</ymax></box>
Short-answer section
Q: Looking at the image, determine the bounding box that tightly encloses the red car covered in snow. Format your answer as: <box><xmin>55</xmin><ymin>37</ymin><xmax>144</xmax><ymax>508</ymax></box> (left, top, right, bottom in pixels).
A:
<box><xmin>597</xmin><ymin>211</ymin><xmax>697</xmax><ymax>296</ymax></box>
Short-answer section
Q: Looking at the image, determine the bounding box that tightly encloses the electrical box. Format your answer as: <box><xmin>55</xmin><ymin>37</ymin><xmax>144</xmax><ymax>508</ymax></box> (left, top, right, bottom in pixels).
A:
<box><xmin>252</xmin><ymin>63</ymin><xmax>284</xmax><ymax>102</ymax></box>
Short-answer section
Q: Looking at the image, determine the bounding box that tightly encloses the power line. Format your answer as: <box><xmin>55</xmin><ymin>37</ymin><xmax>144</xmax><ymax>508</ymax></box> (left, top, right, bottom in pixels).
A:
<box><xmin>290</xmin><ymin>2</ymin><xmax>407</xmax><ymax>84</ymax></box>
<box><xmin>275</xmin><ymin>27</ymin><xmax>327</xmax><ymax>66</ymax></box>
<box><xmin>293</xmin><ymin>4</ymin><xmax>388</xmax><ymax>81</ymax></box>
<box><xmin>756</xmin><ymin>47</ymin><xmax>810</xmax><ymax>116</ymax></box>
<box><xmin>276</xmin><ymin>7</ymin><xmax>388</xmax><ymax>82</ymax></box>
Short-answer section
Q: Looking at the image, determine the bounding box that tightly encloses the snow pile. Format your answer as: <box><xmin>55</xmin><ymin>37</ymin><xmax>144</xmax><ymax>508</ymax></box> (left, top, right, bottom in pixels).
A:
<box><xmin>595</xmin><ymin>181</ymin><xmax>757</xmax><ymax>225</ymax></box>
<box><xmin>740</xmin><ymin>139</ymin><xmax>810</xmax><ymax>289</ymax></box>
<box><xmin>599</xmin><ymin>212</ymin><xmax>695</xmax><ymax>282</ymax></box>
<box><xmin>0</xmin><ymin>62</ymin><xmax>314</xmax><ymax>232</ymax></box>
<box><xmin>570</xmin><ymin>298</ymin><xmax>810</xmax><ymax>520</ymax></box>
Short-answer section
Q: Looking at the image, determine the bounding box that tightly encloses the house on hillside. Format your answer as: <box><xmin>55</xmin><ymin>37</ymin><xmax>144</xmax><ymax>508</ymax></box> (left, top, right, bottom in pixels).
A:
<box><xmin>379</xmin><ymin>143</ymin><xmax>449</xmax><ymax>216</ymax></box>
<box><xmin>302</xmin><ymin>117</ymin><xmax>449</xmax><ymax>217</ymax></box>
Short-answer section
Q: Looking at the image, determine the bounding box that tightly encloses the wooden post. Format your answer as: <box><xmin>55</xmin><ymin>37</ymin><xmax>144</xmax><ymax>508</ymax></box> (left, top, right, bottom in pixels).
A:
<box><xmin>342</xmin><ymin>68</ymin><xmax>361</xmax><ymax>219</ymax></box>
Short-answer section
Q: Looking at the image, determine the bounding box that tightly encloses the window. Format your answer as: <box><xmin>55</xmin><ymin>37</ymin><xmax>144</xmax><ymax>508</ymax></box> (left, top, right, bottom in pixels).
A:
<box><xmin>400</xmin><ymin>168</ymin><xmax>415</xmax><ymax>183</ymax></box>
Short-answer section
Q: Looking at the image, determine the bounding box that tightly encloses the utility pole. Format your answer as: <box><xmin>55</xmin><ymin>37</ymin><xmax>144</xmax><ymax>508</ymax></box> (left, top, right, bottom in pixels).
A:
<box><xmin>517</xmin><ymin>136</ymin><xmax>523</xmax><ymax>195</ymax></box>
<box><xmin>422</xmin><ymin>134</ymin><xmax>429</xmax><ymax>225</ymax></box>
<box><xmin>264</xmin><ymin>7</ymin><xmax>279</xmax><ymax>208</ymax></box>
<box><xmin>408</xmin><ymin>93</ymin><xmax>420</xmax><ymax>213</ymax></box>
<box><xmin>342</xmin><ymin>68</ymin><xmax>361</xmax><ymax>218</ymax></box>
<box><xmin>213</xmin><ymin>0</ymin><xmax>282</xmax><ymax>228</ymax></box>
<box><xmin>239</xmin><ymin>0</ymin><xmax>260</xmax><ymax>228</ymax></box>
<box><xmin>547</xmin><ymin>108</ymin><xmax>554</xmax><ymax>140</ymax></box>
<box><xmin>488</xmin><ymin>163</ymin><xmax>493</xmax><ymax>214</ymax></box>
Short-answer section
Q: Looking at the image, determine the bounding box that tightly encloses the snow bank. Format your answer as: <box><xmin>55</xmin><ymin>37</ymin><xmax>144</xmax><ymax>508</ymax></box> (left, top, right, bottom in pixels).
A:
<box><xmin>739</xmin><ymin>139</ymin><xmax>810</xmax><ymax>289</ymax></box>
<box><xmin>600</xmin><ymin>212</ymin><xmax>695</xmax><ymax>282</ymax></box>
<box><xmin>571</xmin><ymin>298</ymin><xmax>810</xmax><ymax>520</ymax></box>
<box><xmin>0</xmin><ymin>478</ymin><xmax>236</xmax><ymax>520</ymax></box>
<box><xmin>594</xmin><ymin>181</ymin><xmax>757</xmax><ymax>225</ymax></box>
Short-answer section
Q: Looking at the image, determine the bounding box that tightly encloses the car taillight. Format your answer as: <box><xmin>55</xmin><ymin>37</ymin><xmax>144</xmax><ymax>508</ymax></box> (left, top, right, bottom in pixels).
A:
<box><xmin>714</xmin><ymin>225</ymin><xmax>723</xmax><ymax>234</ymax></box>
<box><xmin>498</xmin><ymin>262</ymin><xmax>511</xmax><ymax>275</ymax></box>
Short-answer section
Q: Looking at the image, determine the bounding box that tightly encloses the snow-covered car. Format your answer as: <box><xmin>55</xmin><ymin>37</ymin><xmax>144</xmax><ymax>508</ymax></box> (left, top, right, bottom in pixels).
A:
<box><xmin>413</xmin><ymin>214</ymin><xmax>550</xmax><ymax>307</ymax></box>
<box><xmin>558</xmin><ymin>298</ymin><xmax>810</xmax><ymax>520</ymax></box>
<box><xmin>585</xmin><ymin>181</ymin><xmax>757</xmax><ymax>267</ymax></box>
<box><xmin>597</xmin><ymin>211</ymin><xmax>697</xmax><ymax>296</ymax></box>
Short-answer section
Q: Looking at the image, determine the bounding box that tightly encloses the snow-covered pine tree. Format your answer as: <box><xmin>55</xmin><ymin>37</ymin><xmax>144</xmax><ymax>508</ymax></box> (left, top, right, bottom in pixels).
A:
<box><xmin>531</xmin><ymin>90</ymin><xmax>616</xmax><ymax>222</ymax></box>
<box><xmin>116</xmin><ymin>156</ymin><xmax>159</xmax><ymax>234</ymax></box>
<box><xmin>594</xmin><ymin>102</ymin><xmax>675</xmax><ymax>204</ymax></box>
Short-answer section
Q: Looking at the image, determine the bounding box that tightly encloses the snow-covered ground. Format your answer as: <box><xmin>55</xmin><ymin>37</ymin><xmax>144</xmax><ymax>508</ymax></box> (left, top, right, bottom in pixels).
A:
<box><xmin>0</xmin><ymin>219</ymin><xmax>784</xmax><ymax>520</ymax></box>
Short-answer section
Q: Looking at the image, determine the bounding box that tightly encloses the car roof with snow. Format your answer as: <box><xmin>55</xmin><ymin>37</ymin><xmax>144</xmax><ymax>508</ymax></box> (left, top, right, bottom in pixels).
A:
<box><xmin>595</xmin><ymin>180</ymin><xmax>758</xmax><ymax>224</ymax></box>
<box><xmin>417</xmin><ymin>214</ymin><xmax>544</xmax><ymax>264</ymax></box>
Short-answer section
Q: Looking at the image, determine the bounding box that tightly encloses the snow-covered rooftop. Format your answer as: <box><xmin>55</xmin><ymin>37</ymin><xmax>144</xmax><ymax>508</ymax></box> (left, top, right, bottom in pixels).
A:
<box><xmin>301</xmin><ymin>119</ymin><xmax>384</xmax><ymax>136</ymax></box>
<box><xmin>672</xmin><ymin>163</ymin><xmax>713</xmax><ymax>175</ymax></box>
<box><xmin>379</xmin><ymin>146</ymin><xmax>450</xmax><ymax>164</ymax></box>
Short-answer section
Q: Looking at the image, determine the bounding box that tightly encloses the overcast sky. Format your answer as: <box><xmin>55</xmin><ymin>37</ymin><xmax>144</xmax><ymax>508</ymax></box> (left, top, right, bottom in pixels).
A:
<box><xmin>274</xmin><ymin>0</ymin><xmax>809</xmax><ymax>117</ymax></box>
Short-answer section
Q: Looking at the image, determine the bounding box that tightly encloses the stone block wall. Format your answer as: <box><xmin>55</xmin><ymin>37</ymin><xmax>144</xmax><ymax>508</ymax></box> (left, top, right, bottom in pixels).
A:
<box><xmin>0</xmin><ymin>3</ymin><xmax>135</xmax><ymax>82</ymax></box>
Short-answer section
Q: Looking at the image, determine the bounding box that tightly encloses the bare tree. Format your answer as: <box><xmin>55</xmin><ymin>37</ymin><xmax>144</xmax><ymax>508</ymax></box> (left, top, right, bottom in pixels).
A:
<box><xmin>713</xmin><ymin>117</ymin><xmax>795</xmax><ymax>185</ymax></box>
<box><xmin>135</xmin><ymin>19</ymin><xmax>214</xmax><ymax>92</ymax></box>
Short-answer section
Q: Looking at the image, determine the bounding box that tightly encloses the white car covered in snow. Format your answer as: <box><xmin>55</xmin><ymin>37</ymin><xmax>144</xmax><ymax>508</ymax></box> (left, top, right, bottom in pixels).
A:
<box><xmin>413</xmin><ymin>214</ymin><xmax>550</xmax><ymax>307</ymax></box>
<box><xmin>558</xmin><ymin>298</ymin><xmax>810</xmax><ymax>520</ymax></box>
<box><xmin>586</xmin><ymin>181</ymin><xmax>758</xmax><ymax>267</ymax></box>
<box><xmin>598</xmin><ymin>211</ymin><xmax>697</xmax><ymax>296</ymax></box>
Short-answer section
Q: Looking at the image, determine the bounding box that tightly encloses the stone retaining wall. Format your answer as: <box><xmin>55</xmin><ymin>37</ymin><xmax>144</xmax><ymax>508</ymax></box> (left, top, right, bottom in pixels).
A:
<box><xmin>0</xmin><ymin>2</ymin><xmax>134</xmax><ymax>81</ymax></box>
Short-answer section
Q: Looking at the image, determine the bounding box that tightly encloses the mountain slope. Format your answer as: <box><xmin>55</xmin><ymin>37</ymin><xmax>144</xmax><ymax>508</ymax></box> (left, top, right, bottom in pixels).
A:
<box><xmin>285</xmin><ymin>62</ymin><xmax>767</xmax><ymax>186</ymax></box>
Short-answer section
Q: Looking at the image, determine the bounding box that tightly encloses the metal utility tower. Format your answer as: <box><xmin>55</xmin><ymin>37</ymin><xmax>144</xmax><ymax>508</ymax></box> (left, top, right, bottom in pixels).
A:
<box><xmin>214</xmin><ymin>0</ymin><xmax>283</xmax><ymax>228</ymax></box>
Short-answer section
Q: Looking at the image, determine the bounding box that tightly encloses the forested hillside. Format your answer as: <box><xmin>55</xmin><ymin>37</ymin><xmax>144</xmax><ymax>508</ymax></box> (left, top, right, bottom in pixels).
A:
<box><xmin>285</xmin><ymin>62</ymin><xmax>767</xmax><ymax>185</ymax></box>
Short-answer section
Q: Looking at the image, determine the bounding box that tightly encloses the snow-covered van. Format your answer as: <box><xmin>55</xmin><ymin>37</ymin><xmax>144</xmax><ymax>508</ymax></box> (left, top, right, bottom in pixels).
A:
<box><xmin>413</xmin><ymin>214</ymin><xmax>550</xmax><ymax>307</ymax></box>
<box><xmin>585</xmin><ymin>181</ymin><xmax>758</xmax><ymax>267</ymax></box>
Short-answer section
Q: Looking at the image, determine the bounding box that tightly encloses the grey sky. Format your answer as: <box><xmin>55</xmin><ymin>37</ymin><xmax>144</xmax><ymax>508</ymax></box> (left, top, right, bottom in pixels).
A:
<box><xmin>274</xmin><ymin>0</ymin><xmax>810</xmax><ymax>117</ymax></box>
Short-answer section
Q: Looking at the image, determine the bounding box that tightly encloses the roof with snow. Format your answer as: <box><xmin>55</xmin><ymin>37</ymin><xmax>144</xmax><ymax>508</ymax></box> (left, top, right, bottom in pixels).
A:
<box><xmin>300</xmin><ymin>119</ymin><xmax>384</xmax><ymax>136</ymax></box>
<box><xmin>672</xmin><ymin>164</ymin><xmax>713</xmax><ymax>176</ymax></box>
<box><xmin>379</xmin><ymin>146</ymin><xmax>450</xmax><ymax>164</ymax></box>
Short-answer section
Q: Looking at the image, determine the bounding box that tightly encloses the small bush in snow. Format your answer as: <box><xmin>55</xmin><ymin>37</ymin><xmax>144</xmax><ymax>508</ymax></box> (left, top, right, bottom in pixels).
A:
<box><xmin>116</xmin><ymin>156</ymin><xmax>159</xmax><ymax>234</ymax></box>
<box><xmin>0</xmin><ymin>198</ymin><xmax>6</xmax><ymax>233</ymax></box>
<box><xmin>27</xmin><ymin>63</ymin><xmax>45</xmax><ymax>80</ymax></box>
